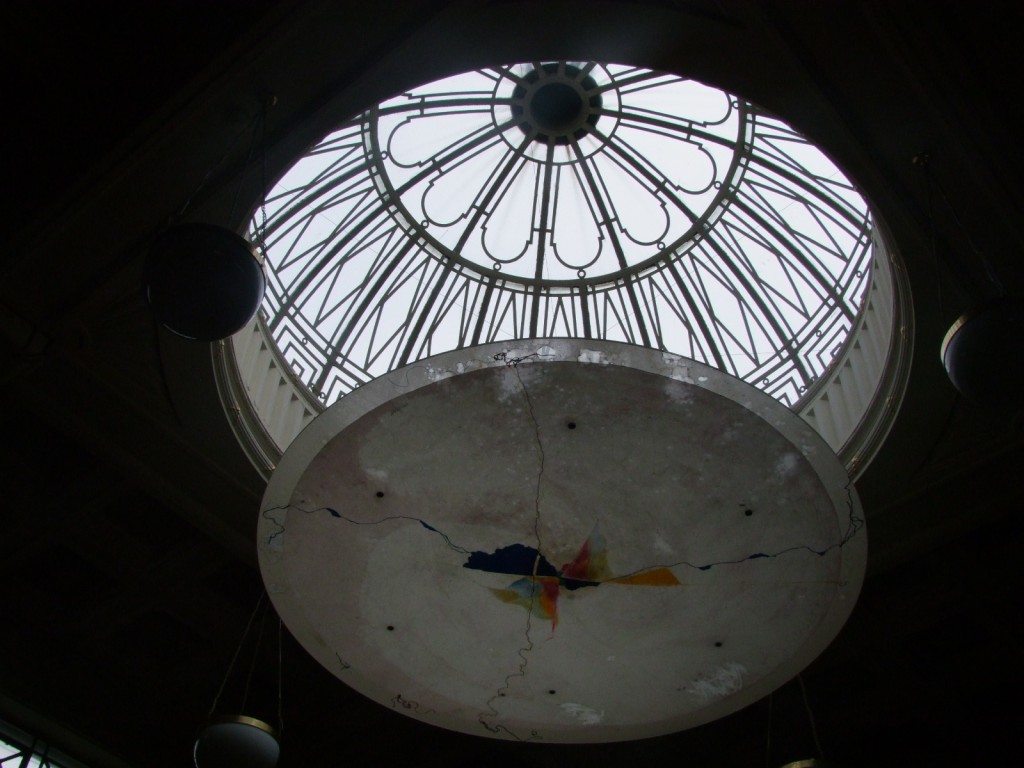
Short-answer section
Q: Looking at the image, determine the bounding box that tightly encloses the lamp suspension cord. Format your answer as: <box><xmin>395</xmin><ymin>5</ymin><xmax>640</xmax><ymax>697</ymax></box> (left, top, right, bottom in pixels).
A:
<box><xmin>227</xmin><ymin>102</ymin><xmax>265</xmax><ymax>232</ymax></box>
<box><xmin>175</xmin><ymin>106</ymin><xmax>263</xmax><ymax>225</ymax></box>
<box><xmin>798</xmin><ymin>674</ymin><xmax>825</xmax><ymax>760</ymax></box>
<box><xmin>277</xmin><ymin>617</ymin><xmax>285</xmax><ymax>736</ymax></box>
<box><xmin>914</xmin><ymin>153</ymin><xmax>1005</xmax><ymax>297</ymax></box>
<box><xmin>240</xmin><ymin>598</ymin><xmax>270</xmax><ymax>714</ymax></box>
<box><xmin>764</xmin><ymin>692</ymin><xmax>773</xmax><ymax>768</ymax></box>
<box><xmin>208</xmin><ymin>591</ymin><xmax>267</xmax><ymax>718</ymax></box>
<box><xmin>227</xmin><ymin>93</ymin><xmax>275</xmax><ymax>257</ymax></box>
<box><xmin>257</xmin><ymin>95</ymin><xmax>273</xmax><ymax>263</ymax></box>
<box><xmin>922</xmin><ymin>154</ymin><xmax>946</xmax><ymax>317</ymax></box>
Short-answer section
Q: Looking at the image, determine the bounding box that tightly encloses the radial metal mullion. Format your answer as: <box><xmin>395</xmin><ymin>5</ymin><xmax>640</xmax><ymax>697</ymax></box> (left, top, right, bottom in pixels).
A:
<box><xmin>421</xmin><ymin>264</ymin><xmax>474</xmax><ymax>354</ymax></box>
<box><xmin>745</xmin><ymin>147</ymin><xmax>866</xmax><ymax>230</ymax></box>
<box><xmin>274</xmin><ymin>203</ymin><xmax>393</xmax><ymax>320</ymax></box>
<box><xmin>375</xmin><ymin>95</ymin><xmax>514</xmax><ymax>119</ymax></box>
<box><xmin>390</xmin><ymin>119</ymin><xmax>519</xmax><ymax>200</ymax></box>
<box><xmin>579</xmin><ymin>284</ymin><xmax>592</xmax><ymax>338</ymax></box>
<box><xmin>635</xmin><ymin>278</ymin><xmax>665</xmax><ymax>347</ymax></box>
<box><xmin>731</xmin><ymin>199</ymin><xmax>854</xmax><ymax>322</ymax></box>
<box><xmin>665</xmin><ymin>260</ymin><xmax>729</xmax><ymax>371</ymax></box>
<box><xmin>648</xmin><ymin>272</ymin><xmax>705</xmax><ymax>360</ymax></box>
<box><xmin>455</xmin><ymin>279</ymin><xmax>483</xmax><ymax>348</ymax></box>
<box><xmin>571</xmin><ymin>140</ymin><xmax>652</xmax><ymax>346</ymax></box>
<box><xmin>593</xmin><ymin>68</ymin><xmax>668</xmax><ymax>96</ymax></box>
<box><xmin>744</xmin><ymin>166</ymin><xmax>865</xmax><ymax>248</ymax></box>
<box><xmin>375</xmin><ymin>109</ymin><xmax>525</xmax><ymax>275</ymax></box>
<box><xmin>396</xmin><ymin>251</ymin><xmax>455</xmax><ymax>367</ymax></box>
<box><xmin>593</xmin><ymin>125</ymin><xmax>703</xmax><ymax>227</ymax></box>
<box><xmin>268</xmin><ymin>185</ymin><xmax>377</xmax><ymax>277</ymax></box>
<box><xmin>360</xmin><ymin>251</ymin><xmax>443</xmax><ymax>371</ymax></box>
<box><xmin>715</xmin><ymin>210</ymin><xmax>812</xmax><ymax>318</ymax></box>
<box><xmin>686</xmin><ymin>257</ymin><xmax>748</xmax><ymax>375</ymax></box>
<box><xmin>273</xmin><ymin>205</ymin><xmax>396</xmax><ymax>334</ymax></box>
<box><xmin>314</xmin><ymin>271</ymin><xmax>406</xmax><ymax>391</ymax></box>
<box><xmin>263</xmin><ymin>153</ymin><xmax>375</xmax><ymax>242</ymax></box>
<box><xmin>471</xmin><ymin>276</ymin><xmax>497</xmax><ymax>345</ymax></box>
<box><xmin>529</xmin><ymin>141</ymin><xmax>557</xmax><ymax>337</ymax></box>
<box><xmin>598</xmin><ymin>108</ymin><xmax>743</xmax><ymax>154</ymax></box>
<box><xmin>454</xmin><ymin>133</ymin><xmax>534</xmax><ymax>252</ymax></box>
<box><xmin>319</xmin><ymin>237</ymin><xmax>419</xmax><ymax>383</ymax></box>
<box><xmin>701</xmin><ymin>235</ymin><xmax>812</xmax><ymax>386</ymax></box>
<box><xmin>488</xmin><ymin>287</ymin><xmax>524</xmax><ymax>342</ymax></box>
<box><xmin>284</xmin><ymin>110</ymin><xmax>509</xmax><ymax>325</ymax></box>
<box><xmin>492</xmin><ymin>64</ymin><xmax>531</xmax><ymax>87</ymax></box>
<box><xmin>306</xmin><ymin>216</ymin><xmax>398</xmax><ymax>326</ymax></box>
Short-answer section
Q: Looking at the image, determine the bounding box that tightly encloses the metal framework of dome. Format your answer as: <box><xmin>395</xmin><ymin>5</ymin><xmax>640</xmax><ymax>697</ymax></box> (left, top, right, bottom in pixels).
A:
<box><xmin>253</xmin><ymin>61</ymin><xmax>874</xmax><ymax>409</ymax></box>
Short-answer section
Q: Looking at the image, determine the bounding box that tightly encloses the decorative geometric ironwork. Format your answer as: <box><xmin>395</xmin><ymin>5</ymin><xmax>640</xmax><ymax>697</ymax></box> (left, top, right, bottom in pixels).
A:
<box><xmin>0</xmin><ymin>731</ymin><xmax>81</xmax><ymax>768</ymax></box>
<box><xmin>255</xmin><ymin>62</ymin><xmax>873</xmax><ymax>407</ymax></box>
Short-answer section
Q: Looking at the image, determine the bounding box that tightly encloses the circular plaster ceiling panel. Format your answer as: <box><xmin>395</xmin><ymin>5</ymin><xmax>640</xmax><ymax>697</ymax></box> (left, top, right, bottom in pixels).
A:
<box><xmin>259</xmin><ymin>340</ymin><xmax>864</xmax><ymax>742</ymax></box>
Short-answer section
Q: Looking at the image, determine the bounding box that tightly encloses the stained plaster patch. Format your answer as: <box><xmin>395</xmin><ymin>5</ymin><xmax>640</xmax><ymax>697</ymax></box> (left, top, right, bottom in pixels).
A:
<box><xmin>578</xmin><ymin>349</ymin><xmax>609</xmax><ymax>365</ymax></box>
<box><xmin>560</xmin><ymin>702</ymin><xmax>605</xmax><ymax>725</ymax></box>
<box><xmin>685</xmin><ymin>662</ymin><xmax>747</xmax><ymax>702</ymax></box>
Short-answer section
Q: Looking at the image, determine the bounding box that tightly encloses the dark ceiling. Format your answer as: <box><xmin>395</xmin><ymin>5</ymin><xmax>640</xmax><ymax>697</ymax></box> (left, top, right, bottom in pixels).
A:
<box><xmin>1</xmin><ymin>1</ymin><xmax>1022</xmax><ymax>766</ymax></box>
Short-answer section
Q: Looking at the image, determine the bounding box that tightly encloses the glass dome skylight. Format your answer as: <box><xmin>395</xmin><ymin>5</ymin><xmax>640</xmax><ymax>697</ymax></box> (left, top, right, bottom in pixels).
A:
<box><xmin>254</xmin><ymin>61</ymin><xmax>873</xmax><ymax>408</ymax></box>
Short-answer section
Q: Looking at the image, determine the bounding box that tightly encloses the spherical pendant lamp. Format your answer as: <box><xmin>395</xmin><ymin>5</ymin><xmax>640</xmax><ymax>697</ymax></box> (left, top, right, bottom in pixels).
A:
<box><xmin>144</xmin><ymin>223</ymin><xmax>265</xmax><ymax>341</ymax></box>
<box><xmin>941</xmin><ymin>298</ymin><xmax>1024</xmax><ymax>413</ymax></box>
<box><xmin>193</xmin><ymin>715</ymin><xmax>279</xmax><ymax>768</ymax></box>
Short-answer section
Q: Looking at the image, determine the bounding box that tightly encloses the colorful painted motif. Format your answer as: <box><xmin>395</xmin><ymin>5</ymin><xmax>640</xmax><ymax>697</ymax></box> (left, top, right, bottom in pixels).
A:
<box><xmin>463</xmin><ymin>528</ymin><xmax>679</xmax><ymax>629</ymax></box>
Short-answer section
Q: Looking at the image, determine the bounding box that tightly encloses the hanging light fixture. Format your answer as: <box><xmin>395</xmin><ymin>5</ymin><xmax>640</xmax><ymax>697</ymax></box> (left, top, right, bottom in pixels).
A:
<box><xmin>915</xmin><ymin>153</ymin><xmax>1024</xmax><ymax>413</ymax></box>
<box><xmin>194</xmin><ymin>592</ymin><xmax>283</xmax><ymax>768</ymax></box>
<box><xmin>144</xmin><ymin>222</ymin><xmax>265</xmax><ymax>341</ymax></box>
<box><xmin>145</xmin><ymin>96</ymin><xmax>274</xmax><ymax>342</ymax></box>
<box><xmin>940</xmin><ymin>298</ymin><xmax>1024</xmax><ymax>413</ymax></box>
<box><xmin>193</xmin><ymin>716</ymin><xmax>279</xmax><ymax>768</ymax></box>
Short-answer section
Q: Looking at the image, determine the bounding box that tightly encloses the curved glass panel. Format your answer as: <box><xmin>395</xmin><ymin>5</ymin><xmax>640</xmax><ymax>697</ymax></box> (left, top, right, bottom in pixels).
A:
<box><xmin>255</xmin><ymin>62</ymin><xmax>872</xmax><ymax>407</ymax></box>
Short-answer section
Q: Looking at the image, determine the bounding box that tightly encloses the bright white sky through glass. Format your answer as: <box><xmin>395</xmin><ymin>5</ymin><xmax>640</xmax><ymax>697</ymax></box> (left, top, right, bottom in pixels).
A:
<box><xmin>376</xmin><ymin>69</ymin><xmax>736</xmax><ymax>281</ymax></box>
<box><xmin>0</xmin><ymin>741</ymin><xmax>50</xmax><ymax>767</ymax></box>
<box><xmin>256</xmin><ymin>62</ymin><xmax>873</xmax><ymax>407</ymax></box>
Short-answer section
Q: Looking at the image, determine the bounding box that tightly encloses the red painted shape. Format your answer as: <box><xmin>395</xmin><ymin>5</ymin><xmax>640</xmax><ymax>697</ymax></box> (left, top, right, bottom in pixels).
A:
<box><xmin>561</xmin><ymin>539</ymin><xmax>591</xmax><ymax>580</ymax></box>
<box><xmin>539</xmin><ymin>578</ymin><xmax>561</xmax><ymax>629</ymax></box>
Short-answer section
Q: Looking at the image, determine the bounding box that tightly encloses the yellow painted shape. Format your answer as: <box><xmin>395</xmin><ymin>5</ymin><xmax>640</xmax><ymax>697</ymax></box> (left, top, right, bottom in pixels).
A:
<box><xmin>608</xmin><ymin>567</ymin><xmax>680</xmax><ymax>586</ymax></box>
<box><xmin>491</xmin><ymin>588</ymin><xmax>523</xmax><ymax>604</ymax></box>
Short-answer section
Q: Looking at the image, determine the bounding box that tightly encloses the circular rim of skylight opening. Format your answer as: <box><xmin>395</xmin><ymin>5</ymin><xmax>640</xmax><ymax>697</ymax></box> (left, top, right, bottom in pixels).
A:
<box><xmin>254</xmin><ymin>61</ymin><xmax>877</xmax><ymax>410</ymax></box>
